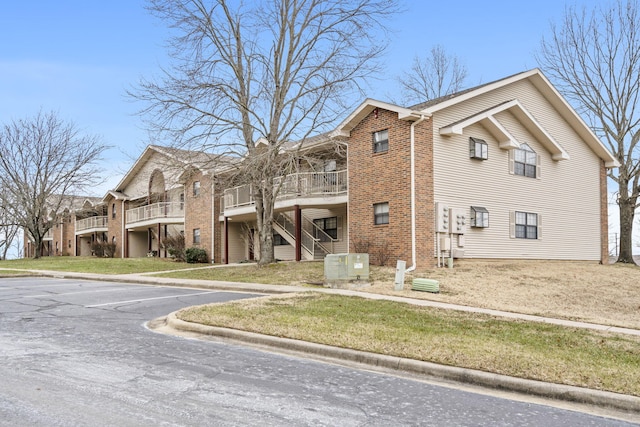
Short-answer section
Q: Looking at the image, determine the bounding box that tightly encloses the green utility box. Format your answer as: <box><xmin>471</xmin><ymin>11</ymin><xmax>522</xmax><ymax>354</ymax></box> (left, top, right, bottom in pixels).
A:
<box><xmin>324</xmin><ymin>253</ymin><xmax>369</xmax><ymax>287</ymax></box>
<box><xmin>412</xmin><ymin>278</ymin><xmax>440</xmax><ymax>293</ymax></box>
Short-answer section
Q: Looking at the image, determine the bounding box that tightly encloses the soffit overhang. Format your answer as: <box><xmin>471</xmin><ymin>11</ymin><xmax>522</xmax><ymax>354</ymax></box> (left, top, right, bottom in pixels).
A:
<box><xmin>440</xmin><ymin>99</ymin><xmax>570</xmax><ymax>161</ymax></box>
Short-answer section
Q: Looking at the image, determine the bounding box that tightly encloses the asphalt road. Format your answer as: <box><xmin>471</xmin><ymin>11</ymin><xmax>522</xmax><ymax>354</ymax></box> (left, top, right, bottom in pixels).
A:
<box><xmin>0</xmin><ymin>277</ymin><xmax>636</xmax><ymax>426</ymax></box>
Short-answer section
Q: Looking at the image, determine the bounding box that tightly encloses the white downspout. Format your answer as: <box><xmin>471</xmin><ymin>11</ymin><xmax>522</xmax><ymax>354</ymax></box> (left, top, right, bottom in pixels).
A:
<box><xmin>406</xmin><ymin>115</ymin><xmax>428</xmax><ymax>273</ymax></box>
<box><xmin>121</xmin><ymin>200</ymin><xmax>125</xmax><ymax>258</ymax></box>
<box><xmin>335</xmin><ymin>139</ymin><xmax>349</xmax><ymax>253</ymax></box>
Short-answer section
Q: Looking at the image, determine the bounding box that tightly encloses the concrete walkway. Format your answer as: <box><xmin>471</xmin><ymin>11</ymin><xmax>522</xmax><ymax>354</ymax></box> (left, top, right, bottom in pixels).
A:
<box><xmin>7</xmin><ymin>267</ymin><xmax>638</xmax><ymax>336</ymax></box>
<box><xmin>2</xmin><ymin>267</ymin><xmax>640</xmax><ymax>417</ymax></box>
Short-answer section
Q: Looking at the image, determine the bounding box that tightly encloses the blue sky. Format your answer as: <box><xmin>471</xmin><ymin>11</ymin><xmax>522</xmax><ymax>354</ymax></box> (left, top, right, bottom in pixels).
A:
<box><xmin>0</xmin><ymin>0</ymin><xmax>605</xmax><ymax>197</ymax></box>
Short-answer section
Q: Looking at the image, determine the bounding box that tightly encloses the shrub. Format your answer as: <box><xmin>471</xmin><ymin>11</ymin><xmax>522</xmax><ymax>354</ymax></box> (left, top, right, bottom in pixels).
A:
<box><xmin>351</xmin><ymin>237</ymin><xmax>370</xmax><ymax>254</ymax></box>
<box><xmin>373</xmin><ymin>243</ymin><xmax>392</xmax><ymax>266</ymax></box>
<box><xmin>91</xmin><ymin>241</ymin><xmax>116</xmax><ymax>258</ymax></box>
<box><xmin>162</xmin><ymin>233</ymin><xmax>186</xmax><ymax>262</ymax></box>
<box><xmin>185</xmin><ymin>247</ymin><xmax>208</xmax><ymax>263</ymax></box>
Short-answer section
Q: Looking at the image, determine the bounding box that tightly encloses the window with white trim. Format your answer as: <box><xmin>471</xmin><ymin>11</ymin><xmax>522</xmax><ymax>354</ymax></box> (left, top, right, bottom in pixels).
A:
<box><xmin>373</xmin><ymin>129</ymin><xmax>389</xmax><ymax>153</ymax></box>
<box><xmin>374</xmin><ymin>202</ymin><xmax>389</xmax><ymax>225</ymax></box>
<box><xmin>193</xmin><ymin>228</ymin><xmax>201</xmax><ymax>244</ymax></box>
<box><xmin>313</xmin><ymin>217</ymin><xmax>338</xmax><ymax>241</ymax></box>
<box><xmin>273</xmin><ymin>233</ymin><xmax>290</xmax><ymax>246</ymax></box>
<box><xmin>469</xmin><ymin>137</ymin><xmax>488</xmax><ymax>160</ymax></box>
<box><xmin>470</xmin><ymin>206</ymin><xmax>489</xmax><ymax>228</ymax></box>
<box><xmin>515</xmin><ymin>211</ymin><xmax>538</xmax><ymax>239</ymax></box>
<box><xmin>193</xmin><ymin>181</ymin><xmax>201</xmax><ymax>197</ymax></box>
<box><xmin>513</xmin><ymin>144</ymin><xmax>537</xmax><ymax>178</ymax></box>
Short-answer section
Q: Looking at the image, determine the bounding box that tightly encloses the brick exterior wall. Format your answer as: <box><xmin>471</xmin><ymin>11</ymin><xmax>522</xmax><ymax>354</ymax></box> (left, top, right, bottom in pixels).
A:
<box><xmin>347</xmin><ymin>108</ymin><xmax>435</xmax><ymax>267</ymax></box>
<box><xmin>51</xmin><ymin>220</ymin><xmax>63</xmax><ymax>256</ymax></box>
<box><xmin>47</xmin><ymin>213</ymin><xmax>74</xmax><ymax>256</ymax></box>
<box><xmin>184</xmin><ymin>171</ymin><xmax>213</xmax><ymax>262</ymax></box>
<box><xmin>61</xmin><ymin>215</ymin><xmax>74</xmax><ymax>256</ymax></box>
<box><xmin>212</xmin><ymin>178</ymin><xmax>222</xmax><ymax>263</ymax></box>
<box><xmin>413</xmin><ymin>117</ymin><xmax>435</xmax><ymax>267</ymax></box>
<box><xmin>107</xmin><ymin>198</ymin><xmax>125</xmax><ymax>258</ymax></box>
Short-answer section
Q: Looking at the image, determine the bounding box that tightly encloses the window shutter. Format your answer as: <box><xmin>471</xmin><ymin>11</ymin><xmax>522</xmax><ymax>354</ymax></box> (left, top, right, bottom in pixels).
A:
<box><xmin>509</xmin><ymin>211</ymin><xmax>515</xmax><ymax>238</ymax></box>
<box><xmin>508</xmin><ymin>149</ymin><xmax>515</xmax><ymax>175</ymax></box>
<box><xmin>536</xmin><ymin>153</ymin><xmax>541</xmax><ymax>179</ymax></box>
<box><xmin>537</xmin><ymin>214</ymin><xmax>542</xmax><ymax>240</ymax></box>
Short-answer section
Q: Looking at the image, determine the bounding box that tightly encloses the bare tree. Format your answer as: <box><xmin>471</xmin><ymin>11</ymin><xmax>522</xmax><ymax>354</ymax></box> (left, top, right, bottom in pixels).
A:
<box><xmin>397</xmin><ymin>45</ymin><xmax>468</xmax><ymax>106</ymax></box>
<box><xmin>0</xmin><ymin>199</ymin><xmax>20</xmax><ymax>260</ymax></box>
<box><xmin>0</xmin><ymin>111</ymin><xmax>107</xmax><ymax>258</ymax></box>
<box><xmin>538</xmin><ymin>1</ymin><xmax>640</xmax><ymax>264</ymax></box>
<box><xmin>133</xmin><ymin>0</ymin><xmax>398</xmax><ymax>265</ymax></box>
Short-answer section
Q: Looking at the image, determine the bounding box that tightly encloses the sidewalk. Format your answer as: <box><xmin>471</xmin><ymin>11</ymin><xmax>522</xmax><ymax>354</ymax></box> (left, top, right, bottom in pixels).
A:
<box><xmin>10</xmin><ymin>267</ymin><xmax>639</xmax><ymax>337</ymax></box>
<box><xmin>3</xmin><ymin>267</ymin><xmax>640</xmax><ymax>418</ymax></box>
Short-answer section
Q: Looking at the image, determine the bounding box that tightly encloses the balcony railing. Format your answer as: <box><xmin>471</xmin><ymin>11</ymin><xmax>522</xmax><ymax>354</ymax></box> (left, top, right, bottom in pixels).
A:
<box><xmin>126</xmin><ymin>202</ymin><xmax>185</xmax><ymax>225</ymax></box>
<box><xmin>75</xmin><ymin>216</ymin><xmax>108</xmax><ymax>233</ymax></box>
<box><xmin>222</xmin><ymin>170</ymin><xmax>347</xmax><ymax>210</ymax></box>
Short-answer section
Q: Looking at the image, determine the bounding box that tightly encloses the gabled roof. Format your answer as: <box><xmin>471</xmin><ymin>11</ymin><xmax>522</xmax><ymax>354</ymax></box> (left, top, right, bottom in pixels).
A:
<box><xmin>103</xmin><ymin>145</ymin><xmax>231</xmax><ymax>202</ymax></box>
<box><xmin>417</xmin><ymin>68</ymin><xmax>619</xmax><ymax>167</ymax></box>
<box><xmin>332</xmin><ymin>99</ymin><xmax>429</xmax><ymax>137</ymax></box>
<box><xmin>327</xmin><ymin>69</ymin><xmax>618</xmax><ymax>167</ymax></box>
<box><xmin>440</xmin><ymin>99</ymin><xmax>570</xmax><ymax>161</ymax></box>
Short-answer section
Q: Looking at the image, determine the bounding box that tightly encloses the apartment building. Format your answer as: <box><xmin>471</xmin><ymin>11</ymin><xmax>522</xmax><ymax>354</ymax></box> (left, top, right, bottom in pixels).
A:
<box><xmin>28</xmin><ymin>69</ymin><xmax>618</xmax><ymax>266</ymax></box>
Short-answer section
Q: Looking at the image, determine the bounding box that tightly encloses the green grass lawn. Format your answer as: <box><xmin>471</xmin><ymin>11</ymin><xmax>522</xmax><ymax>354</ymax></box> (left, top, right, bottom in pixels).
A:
<box><xmin>156</xmin><ymin>261</ymin><xmax>327</xmax><ymax>285</ymax></box>
<box><xmin>4</xmin><ymin>256</ymin><xmax>639</xmax><ymax>396</ymax></box>
<box><xmin>0</xmin><ymin>269</ymin><xmax>33</xmax><ymax>276</ymax></box>
<box><xmin>155</xmin><ymin>260</ymin><xmax>393</xmax><ymax>285</ymax></box>
<box><xmin>179</xmin><ymin>293</ymin><xmax>640</xmax><ymax>396</ymax></box>
<box><xmin>0</xmin><ymin>257</ymin><xmax>199</xmax><ymax>274</ymax></box>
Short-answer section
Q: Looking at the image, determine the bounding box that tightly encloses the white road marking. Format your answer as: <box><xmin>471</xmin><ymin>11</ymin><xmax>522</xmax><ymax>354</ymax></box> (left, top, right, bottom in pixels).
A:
<box><xmin>85</xmin><ymin>291</ymin><xmax>217</xmax><ymax>308</ymax></box>
<box><xmin>19</xmin><ymin>287</ymin><xmax>138</xmax><ymax>299</ymax></box>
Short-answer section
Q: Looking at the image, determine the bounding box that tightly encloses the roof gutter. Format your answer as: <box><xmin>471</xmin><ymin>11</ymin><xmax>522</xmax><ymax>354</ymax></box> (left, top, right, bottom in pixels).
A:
<box><xmin>406</xmin><ymin>114</ymin><xmax>429</xmax><ymax>273</ymax></box>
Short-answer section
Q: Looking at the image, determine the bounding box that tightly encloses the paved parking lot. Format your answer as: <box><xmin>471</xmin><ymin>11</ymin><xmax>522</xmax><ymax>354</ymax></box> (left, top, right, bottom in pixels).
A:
<box><xmin>0</xmin><ymin>277</ymin><xmax>635</xmax><ymax>426</ymax></box>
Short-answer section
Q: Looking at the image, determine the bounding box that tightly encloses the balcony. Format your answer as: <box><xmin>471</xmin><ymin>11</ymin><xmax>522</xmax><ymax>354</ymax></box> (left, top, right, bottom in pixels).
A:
<box><xmin>222</xmin><ymin>170</ymin><xmax>347</xmax><ymax>211</ymax></box>
<box><xmin>75</xmin><ymin>216</ymin><xmax>108</xmax><ymax>233</ymax></box>
<box><xmin>126</xmin><ymin>202</ymin><xmax>184</xmax><ymax>227</ymax></box>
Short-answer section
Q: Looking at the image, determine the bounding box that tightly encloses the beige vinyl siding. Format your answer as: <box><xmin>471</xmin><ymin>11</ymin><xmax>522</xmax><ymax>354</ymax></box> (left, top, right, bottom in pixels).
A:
<box><xmin>302</xmin><ymin>207</ymin><xmax>348</xmax><ymax>253</ymax></box>
<box><xmin>123</xmin><ymin>152</ymin><xmax>184</xmax><ymax>199</ymax></box>
<box><xmin>432</xmin><ymin>80</ymin><xmax>602</xmax><ymax>260</ymax></box>
<box><xmin>224</xmin><ymin>222</ymin><xmax>247</xmax><ymax>263</ymax></box>
<box><xmin>274</xmin><ymin>244</ymin><xmax>295</xmax><ymax>260</ymax></box>
<box><xmin>166</xmin><ymin>224</ymin><xmax>183</xmax><ymax>237</ymax></box>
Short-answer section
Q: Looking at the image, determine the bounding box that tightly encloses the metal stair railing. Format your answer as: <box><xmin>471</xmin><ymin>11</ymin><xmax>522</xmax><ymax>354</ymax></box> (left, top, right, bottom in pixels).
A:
<box><xmin>273</xmin><ymin>213</ymin><xmax>315</xmax><ymax>258</ymax></box>
<box><xmin>276</xmin><ymin>212</ymin><xmax>338</xmax><ymax>259</ymax></box>
<box><xmin>301</xmin><ymin>216</ymin><xmax>336</xmax><ymax>257</ymax></box>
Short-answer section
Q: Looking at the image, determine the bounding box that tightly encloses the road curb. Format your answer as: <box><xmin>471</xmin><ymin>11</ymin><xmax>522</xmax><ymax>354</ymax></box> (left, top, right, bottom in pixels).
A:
<box><xmin>165</xmin><ymin>311</ymin><xmax>640</xmax><ymax>416</ymax></box>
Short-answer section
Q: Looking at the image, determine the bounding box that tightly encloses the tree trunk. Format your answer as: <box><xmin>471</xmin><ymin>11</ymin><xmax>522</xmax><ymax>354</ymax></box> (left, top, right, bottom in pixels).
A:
<box><xmin>617</xmin><ymin>198</ymin><xmax>636</xmax><ymax>264</ymax></box>
<box><xmin>259</xmin><ymin>221</ymin><xmax>275</xmax><ymax>265</ymax></box>
<box><xmin>33</xmin><ymin>236</ymin><xmax>43</xmax><ymax>259</ymax></box>
<box><xmin>254</xmin><ymin>188</ymin><xmax>276</xmax><ymax>266</ymax></box>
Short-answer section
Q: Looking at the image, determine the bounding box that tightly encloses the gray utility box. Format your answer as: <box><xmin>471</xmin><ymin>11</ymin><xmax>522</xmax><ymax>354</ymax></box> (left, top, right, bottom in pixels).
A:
<box><xmin>324</xmin><ymin>253</ymin><xmax>370</xmax><ymax>281</ymax></box>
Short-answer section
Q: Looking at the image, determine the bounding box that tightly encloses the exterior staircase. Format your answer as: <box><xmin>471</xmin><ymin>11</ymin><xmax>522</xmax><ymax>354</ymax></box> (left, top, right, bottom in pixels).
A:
<box><xmin>273</xmin><ymin>212</ymin><xmax>337</xmax><ymax>260</ymax></box>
